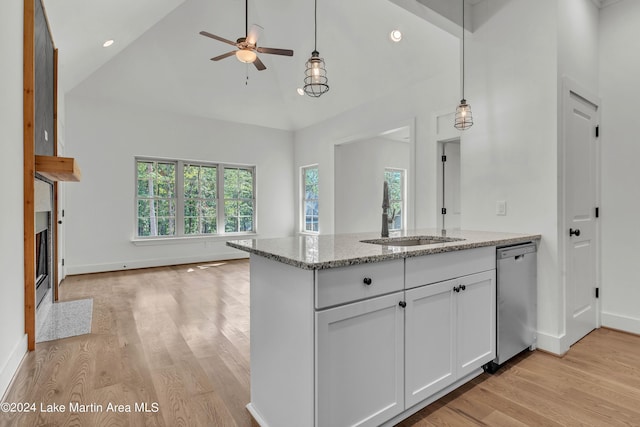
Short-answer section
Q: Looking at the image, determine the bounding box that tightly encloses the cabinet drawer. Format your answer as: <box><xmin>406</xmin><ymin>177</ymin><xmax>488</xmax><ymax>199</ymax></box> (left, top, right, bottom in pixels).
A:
<box><xmin>315</xmin><ymin>259</ymin><xmax>404</xmax><ymax>309</ymax></box>
<box><xmin>405</xmin><ymin>247</ymin><xmax>495</xmax><ymax>289</ymax></box>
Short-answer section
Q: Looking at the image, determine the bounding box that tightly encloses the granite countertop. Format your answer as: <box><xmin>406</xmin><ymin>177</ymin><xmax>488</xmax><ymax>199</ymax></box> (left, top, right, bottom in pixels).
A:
<box><xmin>226</xmin><ymin>229</ymin><xmax>541</xmax><ymax>270</ymax></box>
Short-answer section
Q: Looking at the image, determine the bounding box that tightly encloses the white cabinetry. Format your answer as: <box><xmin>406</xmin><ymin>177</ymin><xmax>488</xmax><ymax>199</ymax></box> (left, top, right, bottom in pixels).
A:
<box><xmin>248</xmin><ymin>247</ymin><xmax>496</xmax><ymax>427</ymax></box>
<box><xmin>405</xmin><ymin>279</ymin><xmax>456</xmax><ymax>407</ymax></box>
<box><xmin>316</xmin><ymin>292</ymin><xmax>405</xmax><ymax>427</ymax></box>
<box><xmin>405</xmin><ymin>271</ymin><xmax>495</xmax><ymax>408</ymax></box>
<box><xmin>456</xmin><ymin>271</ymin><xmax>496</xmax><ymax>378</ymax></box>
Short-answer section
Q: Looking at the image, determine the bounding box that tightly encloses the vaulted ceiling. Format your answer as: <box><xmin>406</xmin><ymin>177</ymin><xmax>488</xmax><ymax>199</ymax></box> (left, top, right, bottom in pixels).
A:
<box><xmin>44</xmin><ymin>0</ymin><xmax>463</xmax><ymax>130</ymax></box>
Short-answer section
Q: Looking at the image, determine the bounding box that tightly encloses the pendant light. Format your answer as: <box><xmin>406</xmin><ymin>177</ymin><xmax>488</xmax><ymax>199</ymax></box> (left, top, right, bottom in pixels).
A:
<box><xmin>454</xmin><ymin>0</ymin><xmax>473</xmax><ymax>130</ymax></box>
<box><xmin>303</xmin><ymin>0</ymin><xmax>329</xmax><ymax>97</ymax></box>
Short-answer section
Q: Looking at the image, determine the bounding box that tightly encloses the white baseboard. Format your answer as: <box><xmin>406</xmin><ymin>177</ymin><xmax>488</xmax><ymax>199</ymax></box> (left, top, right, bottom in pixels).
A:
<box><xmin>246</xmin><ymin>403</ymin><xmax>270</xmax><ymax>427</ymax></box>
<box><xmin>0</xmin><ymin>334</ymin><xmax>28</xmax><ymax>401</ymax></box>
<box><xmin>602</xmin><ymin>311</ymin><xmax>640</xmax><ymax>335</ymax></box>
<box><xmin>535</xmin><ymin>331</ymin><xmax>568</xmax><ymax>356</ymax></box>
<box><xmin>65</xmin><ymin>252</ymin><xmax>249</xmax><ymax>275</ymax></box>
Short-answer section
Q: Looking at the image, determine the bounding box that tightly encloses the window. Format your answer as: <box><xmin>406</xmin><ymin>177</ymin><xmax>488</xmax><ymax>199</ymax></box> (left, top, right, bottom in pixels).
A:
<box><xmin>135</xmin><ymin>158</ymin><xmax>256</xmax><ymax>238</ymax></box>
<box><xmin>384</xmin><ymin>168</ymin><xmax>405</xmax><ymax>231</ymax></box>
<box><xmin>224</xmin><ymin>167</ymin><xmax>255</xmax><ymax>233</ymax></box>
<box><xmin>184</xmin><ymin>164</ymin><xmax>217</xmax><ymax>234</ymax></box>
<box><xmin>137</xmin><ymin>160</ymin><xmax>177</xmax><ymax>237</ymax></box>
<box><xmin>302</xmin><ymin>165</ymin><xmax>319</xmax><ymax>233</ymax></box>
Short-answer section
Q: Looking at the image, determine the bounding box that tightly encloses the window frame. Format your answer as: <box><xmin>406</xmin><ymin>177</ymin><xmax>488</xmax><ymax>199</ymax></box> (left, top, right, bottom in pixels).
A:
<box><xmin>134</xmin><ymin>157</ymin><xmax>257</xmax><ymax>240</ymax></box>
<box><xmin>384</xmin><ymin>167</ymin><xmax>406</xmax><ymax>232</ymax></box>
<box><xmin>301</xmin><ymin>164</ymin><xmax>319</xmax><ymax>234</ymax></box>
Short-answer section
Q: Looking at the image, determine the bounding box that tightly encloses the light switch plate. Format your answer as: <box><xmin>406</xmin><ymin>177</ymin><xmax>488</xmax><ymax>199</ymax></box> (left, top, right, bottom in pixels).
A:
<box><xmin>496</xmin><ymin>200</ymin><xmax>507</xmax><ymax>216</ymax></box>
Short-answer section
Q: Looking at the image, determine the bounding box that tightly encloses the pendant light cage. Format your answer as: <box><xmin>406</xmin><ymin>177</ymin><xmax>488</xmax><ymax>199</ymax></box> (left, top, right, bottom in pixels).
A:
<box><xmin>304</xmin><ymin>0</ymin><xmax>329</xmax><ymax>97</ymax></box>
<box><xmin>455</xmin><ymin>0</ymin><xmax>473</xmax><ymax>130</ymax></box>
<box><xmin>454</xmin><ymin>99</ymin><xmax>473</xmax><ymax>130</ymax></box>
<box><xmin>304</xmin><ymin>51</ymin><xmax>329</xmax><ymax>97</ymax></box>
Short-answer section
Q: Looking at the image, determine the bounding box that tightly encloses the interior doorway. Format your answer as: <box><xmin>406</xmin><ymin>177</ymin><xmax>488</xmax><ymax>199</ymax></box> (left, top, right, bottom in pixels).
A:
<box><xmin>562</xmin><ymin>79</ymin><xmax>600</xmax><ymax>348</ymax></box>
<box><xmin>437</xmin><ymin>138</ymin><xmax>461</xmax><ymax>231</ymax></box>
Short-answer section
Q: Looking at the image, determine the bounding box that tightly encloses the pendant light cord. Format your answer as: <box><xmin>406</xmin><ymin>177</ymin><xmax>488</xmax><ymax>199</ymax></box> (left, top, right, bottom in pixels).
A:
<box><xmin>461</xmin><ymin>0</ymin><xmax>465</xmax><ymax>99</ymax></box>
<box><xmin>314</xmin><ymin>0</ymin><xmax>318</xmax><ymax>52</ymax></box>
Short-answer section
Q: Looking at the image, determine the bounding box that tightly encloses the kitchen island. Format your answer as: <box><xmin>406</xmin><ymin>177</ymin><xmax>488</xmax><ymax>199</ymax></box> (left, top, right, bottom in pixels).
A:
<box><xmin>227</xmin><ymin>229</ymin><xmax>540</xmax><ymax>427</ymax></box>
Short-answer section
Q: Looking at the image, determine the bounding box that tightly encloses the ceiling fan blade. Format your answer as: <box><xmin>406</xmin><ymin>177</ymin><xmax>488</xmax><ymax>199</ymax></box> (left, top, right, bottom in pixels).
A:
<box><xmin>253</xmin><ymin>56</ymin><xmax>266</xmax><ymax>71</ymax></box>
<box><xmin>246</xmin><ymin>24</ymin><xmax>264</xmax><ymax>46</ymax></box>
<box><xmin>199</xmin><ymin>31</ymin><xmax>237</xmax><ymax>47</ymax></box>
<box><xmin>256</xmin><ymin>47</ymin><xmax>294</xmax><ymax>57</ymax></box>
<box><xmin>211</xmin><ymin>51</ymin><xmax>237</xmax><ymax>61</ymax></box>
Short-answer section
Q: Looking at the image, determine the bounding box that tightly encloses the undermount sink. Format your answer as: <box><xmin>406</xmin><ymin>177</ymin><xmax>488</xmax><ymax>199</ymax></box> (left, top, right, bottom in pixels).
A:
<box><xmin>361</xmin><ymin>235</ymin><xmax>465</xmax><ymax>247</ymax></box>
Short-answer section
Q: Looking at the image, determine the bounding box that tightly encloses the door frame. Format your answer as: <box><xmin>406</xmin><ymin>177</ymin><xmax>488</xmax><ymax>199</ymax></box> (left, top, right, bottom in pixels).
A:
<box><xmin>559</xmin><ymin>76</ymin><xmax>602</xmax><ymax>352</ymax></box>
<box><xmin>436</xmin><ymin>138</ymin><xmax>461</xmax><ymax>231</ymax></box>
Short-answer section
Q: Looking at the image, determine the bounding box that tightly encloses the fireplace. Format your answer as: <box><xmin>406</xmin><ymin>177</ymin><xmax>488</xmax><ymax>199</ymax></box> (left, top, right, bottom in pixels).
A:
<box><xmin>35</xmin><ymin>228</ymin><xmax>49</xmax><ymax>307</ymax></box>
<box><xmin>35</xmin><ymin>178</ymin><xmax>53</xmax><ymax>308</ymax></box>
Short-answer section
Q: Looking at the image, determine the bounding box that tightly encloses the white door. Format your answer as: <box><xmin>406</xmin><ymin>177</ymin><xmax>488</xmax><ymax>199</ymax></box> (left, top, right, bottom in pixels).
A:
<box><xmin>405</xmin><ymin>279</ymin><xmax>456</xmax><ymax>407</ymax></box>
<box><xmin>564</xmin><ymin>84</ymin><xmax>599</xmax><ymax>346</ymax></box>
<box><xmin>315</xmin><ymin>292</ymin><xmax>404</xmax><ymax>427</ymax></box>
<box><xmin>456</xmin><ymin>271</ymin><xmax>496</xmax><ymax>378</ymax></box>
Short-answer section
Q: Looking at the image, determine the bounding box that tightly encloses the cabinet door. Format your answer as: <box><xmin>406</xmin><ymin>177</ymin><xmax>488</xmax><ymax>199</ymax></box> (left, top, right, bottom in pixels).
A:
<box><xmin>405</xmin><ymin>279</ymin><xmax>456</xmax><ymax>407</ymax></box>
<box><xmin>316</xmin><ymin>292</ymin><xmax>404</xmax><ymax>427</ymax></box>
<box><xmin>456</xmin><ymin>270</ymin><xmax>496</xmax><ymax>378</ymax></box>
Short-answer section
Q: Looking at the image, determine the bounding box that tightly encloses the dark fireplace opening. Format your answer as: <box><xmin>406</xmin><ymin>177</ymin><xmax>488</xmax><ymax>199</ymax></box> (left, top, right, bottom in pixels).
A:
<box><xmin>35</xmin><ymin>228</ymin><xmax>49</xmax><ymax>307</ymax></box>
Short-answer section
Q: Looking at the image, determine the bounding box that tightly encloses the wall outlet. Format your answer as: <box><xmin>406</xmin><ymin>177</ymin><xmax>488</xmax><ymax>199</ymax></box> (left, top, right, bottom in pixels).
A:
<box><xmin>496</xmin><ymin>200</ymin><xmax>507</xmax><ymax>216</ymax></box>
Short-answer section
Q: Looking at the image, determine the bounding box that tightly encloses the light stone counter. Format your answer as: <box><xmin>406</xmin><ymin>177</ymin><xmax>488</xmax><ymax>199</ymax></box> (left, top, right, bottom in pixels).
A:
<box><xmin>227</xmin><ymin>229</ymin><xmax>541</xmax><ymax>270</ymax></box>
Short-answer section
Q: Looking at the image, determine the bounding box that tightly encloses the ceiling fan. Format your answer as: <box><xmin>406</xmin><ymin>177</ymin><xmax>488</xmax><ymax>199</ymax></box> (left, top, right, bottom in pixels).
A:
<box><xmin>199</xmin><ymin>0</ymin><xmax>294</xmax><ymax>71</ymax></box>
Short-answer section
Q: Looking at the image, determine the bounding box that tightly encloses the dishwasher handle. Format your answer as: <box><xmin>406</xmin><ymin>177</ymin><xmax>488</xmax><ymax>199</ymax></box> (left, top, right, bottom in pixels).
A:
<box><xmin>497</xmin><ymin>242</ymin><xmax>537</xmax><ymax>259</ymax></box>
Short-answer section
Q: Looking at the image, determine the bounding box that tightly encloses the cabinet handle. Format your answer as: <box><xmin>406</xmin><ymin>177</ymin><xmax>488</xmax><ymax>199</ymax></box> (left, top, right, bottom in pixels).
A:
<box><xmin>363</xmin><ymin>277</ymin><xmax>372</xmax><ymax>286</ymax></box>
<box><xmin>460</xmin><ymin>284</ymin><xmax>466</xmax><ymax>291</ymax></box>
<box><xmin>399</xmin><ymin>301</ymin><xmax>407</xmax><ymax>308</ymax></box>
<box><xmin>453</xmin><ymin>285</ymin><xmax>460</xmax><ymax>293</ymax></box>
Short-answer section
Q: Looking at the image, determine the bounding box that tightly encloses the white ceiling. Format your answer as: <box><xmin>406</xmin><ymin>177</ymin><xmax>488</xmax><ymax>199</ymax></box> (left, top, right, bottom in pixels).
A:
<box><xmin>44</xmin><ymin>0</ymin><xmax>461</xmax><ymax>131</ymax></box>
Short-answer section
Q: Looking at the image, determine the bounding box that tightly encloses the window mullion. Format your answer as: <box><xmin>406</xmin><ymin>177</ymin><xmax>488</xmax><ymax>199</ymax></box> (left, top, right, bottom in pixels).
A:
<box><xmin>218</xmin><ymin>165</ymin><xmax>225</xmax><ymax>235</ymax></box>
<box><xmin>176</xmin><ymin>161</ymin><xmax>185</xmax><ymax>236</ymax></box>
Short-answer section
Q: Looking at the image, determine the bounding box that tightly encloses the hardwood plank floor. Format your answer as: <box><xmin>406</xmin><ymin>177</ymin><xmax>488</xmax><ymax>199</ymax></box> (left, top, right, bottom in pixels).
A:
<box><xmin>1</xmin><ymin>259</ymin><xmax>640</xmax><ymax>426</ymax></box>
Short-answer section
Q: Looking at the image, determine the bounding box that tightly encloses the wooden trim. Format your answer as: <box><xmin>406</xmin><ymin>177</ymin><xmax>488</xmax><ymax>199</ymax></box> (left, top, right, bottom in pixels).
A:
<box><xmin>35</xmin><ymin>155</ymin><xmax>81</xmax><ymax>181</ymax></box>
<box><xmin>53</xmin><ymin>48</ymin><xmax>59</xmax><ymax>302</ymax></box>
<box><xmin>24</xmin><ymin>0</ymin><xmax>36</xmax><ymax>351</ymax></box>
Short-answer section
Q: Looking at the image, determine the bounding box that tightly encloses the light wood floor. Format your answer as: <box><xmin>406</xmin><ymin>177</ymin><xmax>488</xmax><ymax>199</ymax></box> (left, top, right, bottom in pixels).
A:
<box><xmin>2</xmin><ymin>259</ymin><xmax>640</xmax><ymax>426</ymax></box>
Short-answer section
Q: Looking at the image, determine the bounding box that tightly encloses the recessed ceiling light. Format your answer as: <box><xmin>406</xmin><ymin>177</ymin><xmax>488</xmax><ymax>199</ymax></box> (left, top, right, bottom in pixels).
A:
<box><xmin>297</xmin><ymin>88</ymin><xmax>305</xmax><ymax>96</ymax></box>
<box><xmin>103</xmin><ymin>39</ymin><xmax>114</xmax><ymax>48</ymax></box>
<box><xmin>390</xmin><ymin>30</ymin><xmax>402</xmax><ymax>43</ymax></box>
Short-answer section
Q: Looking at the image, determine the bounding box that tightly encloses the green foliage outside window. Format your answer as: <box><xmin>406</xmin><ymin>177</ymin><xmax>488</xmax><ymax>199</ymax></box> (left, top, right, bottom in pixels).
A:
<box><xmin>385</xmin><ymin>169</ymin><xmax>404</xmax><ymax>231</ymax></box>
<box><xmin>137</xmin><ymin>161</ymin><xmax>176</xmax><ymax>237</ymax></box>
<box><xmin>224</xmin><ymin>168</ymin><xmax>254</xmax><ymax>233</ymax></box>
<box><xmin>303</xmin><ymin>166</ymin><xmax>319</xmax><ymax>232</ymax></box>
<box><xmin>184</xmin><ymin>164</ymin><xmax>217</xmax><ymax>234</ymax></box>
<box><xmin>136</xmin><ymin>159</ymin><xmax>255</xmax><ymax>237</ymax></box>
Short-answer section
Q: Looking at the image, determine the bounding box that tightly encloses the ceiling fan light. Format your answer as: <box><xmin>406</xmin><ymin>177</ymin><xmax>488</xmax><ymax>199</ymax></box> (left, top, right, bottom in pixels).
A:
<box><xmin>236</xmin><ymin>49</ymin><xmax>257</xmax><ymax>63</ymax></box>
<box><xmin>303</xmin><ymin>51</ymin><xmax>329</xmax><ymax>97</ymax></box>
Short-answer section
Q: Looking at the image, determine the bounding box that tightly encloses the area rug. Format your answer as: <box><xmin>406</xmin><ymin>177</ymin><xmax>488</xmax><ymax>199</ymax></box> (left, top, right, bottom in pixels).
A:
<box><xmin>36</xmin><ymin>299</ymin><xmax>93</xmax><ymax>342</ymax></box>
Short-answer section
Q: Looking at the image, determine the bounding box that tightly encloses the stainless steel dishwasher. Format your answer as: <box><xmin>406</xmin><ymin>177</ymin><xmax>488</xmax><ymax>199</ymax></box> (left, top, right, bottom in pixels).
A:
<box><xmin>485</xmin><ymin>242</ymin><xmax>537</xmax><ymax>373</ymax></box>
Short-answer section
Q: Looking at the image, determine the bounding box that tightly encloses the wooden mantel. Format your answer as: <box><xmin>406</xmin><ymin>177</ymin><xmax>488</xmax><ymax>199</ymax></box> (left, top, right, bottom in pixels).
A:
<box><xmin>35</xmin><ymin>155</ymin><xmax>81</xmax><ymax>182</ymax></box>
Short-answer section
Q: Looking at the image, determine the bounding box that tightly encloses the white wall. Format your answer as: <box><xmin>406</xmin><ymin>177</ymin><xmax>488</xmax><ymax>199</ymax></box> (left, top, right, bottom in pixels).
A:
<box><xmin>558</xmin><ymin>0</ymin><xmax>600</xmax><ymax>92</ymax></box>
<box><xmin>64</xmin><ymin>95</ymin><xmax>295</xmax><ymax>274</ymax></box>
<box><xmin>463</xmin><ymin>0</ymin><xmax>562</xmax><ymax>351</ymax></box>
<box><xmin>294</xmin><ymin>62</ymin><xmax>459</xmax><ymax>235</ymax></box>
<box><xmin>599</xmin><ymin>0</ymin><xmax>640</xmax><ymax>334</ymax></box>
<box><xmin>334</xmin><ymin>137</ymin><xmax>411</xmax><ymax>234</ymax></box>
<box><xmin>0</xmin><ymin>0</ymin><xmax>28</xmax><ymax>398</ymax></box>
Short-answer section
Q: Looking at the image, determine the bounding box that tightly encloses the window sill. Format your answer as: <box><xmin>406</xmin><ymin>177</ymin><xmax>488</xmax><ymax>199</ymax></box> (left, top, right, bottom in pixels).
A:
<box><xmin>298</xmin><ymin>231</ymin><xmax>320</xmax><ymax>237</ymax></box>
<box><xmin>131</xmin><ymin>232</ymin><xmax>258</xmax><ymax>246</ymax></box>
